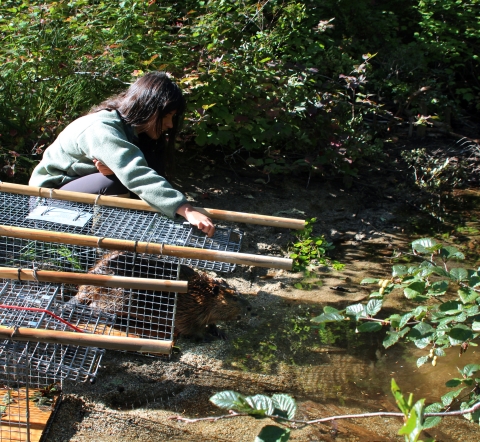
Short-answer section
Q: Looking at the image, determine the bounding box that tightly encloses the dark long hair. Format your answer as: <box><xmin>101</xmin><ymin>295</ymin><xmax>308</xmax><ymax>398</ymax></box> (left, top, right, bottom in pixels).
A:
<box><xmin>90</xmin><ymin>72</ymin><xmax>186</xmax><ymax>178</ymax></box>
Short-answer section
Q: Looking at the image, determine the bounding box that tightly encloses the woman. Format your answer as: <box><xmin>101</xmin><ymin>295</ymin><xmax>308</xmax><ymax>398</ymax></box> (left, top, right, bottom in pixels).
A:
<box><xmin>29</xmin><ymin>72</ymin><xmax>215</xmax><ymax>237</ymax></box>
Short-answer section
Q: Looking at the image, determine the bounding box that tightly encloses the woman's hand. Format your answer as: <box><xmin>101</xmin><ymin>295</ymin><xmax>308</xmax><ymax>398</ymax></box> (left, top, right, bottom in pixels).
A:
<box><xmin>93</xmin><ymin>158</ymin><xmax>114</xmax><ymax>176</ymax></box>
<box><xmin>176</xmin><ymin>203</ymin><xmax>215</xmax><ymax>237</ymax></box>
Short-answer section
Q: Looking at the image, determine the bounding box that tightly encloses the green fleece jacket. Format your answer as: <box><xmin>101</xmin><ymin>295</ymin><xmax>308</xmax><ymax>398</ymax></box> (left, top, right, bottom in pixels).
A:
<box><xmin>29</xmin><ymin>110</ymin><xmax>187</xmax><ymax>219</ymax></box>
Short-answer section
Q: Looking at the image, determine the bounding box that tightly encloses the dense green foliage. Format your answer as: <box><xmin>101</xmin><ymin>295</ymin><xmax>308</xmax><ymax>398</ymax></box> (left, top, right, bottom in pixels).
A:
<box><xmin>313</xmin><ymin>238</ymin><xmax>480</xmax><ymax>365</ymax></box>
<box><xmin>1</xmin><ymin>0</ymin><xmax>479</xmax><ymax>184</ymax></box>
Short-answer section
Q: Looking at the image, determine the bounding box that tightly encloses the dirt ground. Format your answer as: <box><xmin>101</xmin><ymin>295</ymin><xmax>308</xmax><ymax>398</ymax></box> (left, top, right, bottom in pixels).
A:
<box><xmin>42</xmin><ymin>151</ymin><xmax>479</xmax><ymax>441</ymax></box>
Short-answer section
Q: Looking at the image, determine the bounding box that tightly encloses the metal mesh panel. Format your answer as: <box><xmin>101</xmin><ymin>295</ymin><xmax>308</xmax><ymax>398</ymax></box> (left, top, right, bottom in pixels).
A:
<box><xmin>71</xmin><ymin>252</ymin><xmax>179</xmax><ymax>341</ymax></box>
<box><xmin>0</xmin><ymin>343</ymin><xmax>61</xmax><ymax>442</ymax></box>
<box><xmin>1</xmin><ymin>238</ymin><xmax>98</xmax><ymax>273</ymax></box>
<box><xmin>0</xmin><ymin>191</ymin><xmax>243</xmax><ymax>273</ymax></box>
<box><xmin>0</xmin><ymin>280</ymin><xmax>113</xmax><ymax>385</ymax></box>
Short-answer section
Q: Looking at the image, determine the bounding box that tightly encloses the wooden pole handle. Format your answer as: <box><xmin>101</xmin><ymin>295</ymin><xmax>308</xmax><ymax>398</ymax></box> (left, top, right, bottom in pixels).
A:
<box><xmin>0</xmin><ymin>225</ymin><xmax>293</xmax><ymax>270</ymax></box>
<box><xmin>0</xmin><ymin>267</ymin><xmax>188</xmax><ymax>292</ymax></box>
<box><xmin>0</xmin><ymin>325</ymin><xmax>172</xmax><ymax>354</ymax></box>
<box><xmin>0</xmin><ymin>182</ymin><xmax>306</xmax><ymax>229</ymax></box>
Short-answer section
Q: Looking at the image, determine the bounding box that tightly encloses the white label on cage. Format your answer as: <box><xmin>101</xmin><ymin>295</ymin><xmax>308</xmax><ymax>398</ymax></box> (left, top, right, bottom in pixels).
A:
<box><xmin>28</xmin><ymin>321</ymin><xmax>38</xmax><ymax>327</ymax></box>
<box><xmin>27</xmin><ymin>206</ymin><xmax>92</xmax><ymax>227</ymax></box>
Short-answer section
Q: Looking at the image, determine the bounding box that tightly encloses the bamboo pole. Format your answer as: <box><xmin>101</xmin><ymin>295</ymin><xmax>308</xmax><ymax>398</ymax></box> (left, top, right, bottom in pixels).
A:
<box><xmin>0</xmin><ymin>225</ymin><xmax>293</xmax><ymax>270</ymax></box>
<box><xmin>0</xmin><ymin>267</ymin><xmax>188</xmax><ymax>292</ymax></box>
<box><xmin>0</xmin><ymin>182</ymin><xmax>305</xmax><ymax>230</ymax></box>
<box><xmin>0</xmin><ymin>325</ymin><xmax>172</xmax><ymax>354</ymax></box>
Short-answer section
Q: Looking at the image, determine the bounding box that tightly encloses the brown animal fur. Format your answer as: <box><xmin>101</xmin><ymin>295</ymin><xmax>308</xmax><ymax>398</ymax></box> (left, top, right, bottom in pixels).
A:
<box><xmin>72</xmin><ymin>251</ymin><xmax>252</xmax><ymax>340</ymax></box>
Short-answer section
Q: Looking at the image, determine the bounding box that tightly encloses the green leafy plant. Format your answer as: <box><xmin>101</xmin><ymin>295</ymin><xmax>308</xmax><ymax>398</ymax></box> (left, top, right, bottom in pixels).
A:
<box><xmin>210</xmin><ymin>391</ymin><xmax>296</xmax><ymax>441</ymax></box>
<box><xmin>391</xmin><ymin>379</ymin><xmax>431</xmax><ymax>442</ymax></box>
<box><xmin>401</xmin><ymin>148</ymin><xmax>467</xmax><ymax>193</ymax></box>
<box><xmin>312</xmin><ymin>238</ymin><xmax>480</xmax><ymax>373</ymax></box>
<box><xmin>289</xmin><ymin>217</ymin><xmax>342</xmax><ymax>272</ymax></box>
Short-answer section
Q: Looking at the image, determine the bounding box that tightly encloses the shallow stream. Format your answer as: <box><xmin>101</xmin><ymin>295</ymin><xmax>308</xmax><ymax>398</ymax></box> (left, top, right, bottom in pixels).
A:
<box><xmin>47</xmin><ymin>183</ymin><xmax>480</xmax><ymax>441</ymax></box>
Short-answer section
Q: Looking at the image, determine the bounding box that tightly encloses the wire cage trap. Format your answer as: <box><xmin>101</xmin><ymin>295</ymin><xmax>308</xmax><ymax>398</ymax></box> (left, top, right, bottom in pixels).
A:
<box><xmin>0</xmin><ymin>279</ymin><xmax>116</xmax><ymax>385</ymax></box>
<box><xmin>0</xmin><ymin>186</ymin><xmax>248</xmax><ymax>359</ymax></box>
<box><xmin>0</xmin><ymin>278</ymin><xmax>118</xmax><ymax>442</ymax></box>
<box><xmin>0</xmin><ymin>190</ymin><xmax>243</xmax><ymax>274</ymax></box>
<box><xmin>0</xmin><ymin>183</ymin><xmax>297</xmax><ymax>441</ymax></box>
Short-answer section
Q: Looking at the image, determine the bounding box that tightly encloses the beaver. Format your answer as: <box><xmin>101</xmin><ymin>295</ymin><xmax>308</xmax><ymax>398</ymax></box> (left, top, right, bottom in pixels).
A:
<box><xmin>71</xmin><ymin>250</ymin><xmax>252</xmax><ymax>341</ymax></box>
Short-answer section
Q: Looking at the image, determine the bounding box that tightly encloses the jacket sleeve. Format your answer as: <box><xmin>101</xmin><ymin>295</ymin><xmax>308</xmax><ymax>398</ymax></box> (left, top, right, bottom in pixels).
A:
<box><xmin>78</xmin><ymin>119</ymin><xmax>187</xmax><ymax>219</ymax></box>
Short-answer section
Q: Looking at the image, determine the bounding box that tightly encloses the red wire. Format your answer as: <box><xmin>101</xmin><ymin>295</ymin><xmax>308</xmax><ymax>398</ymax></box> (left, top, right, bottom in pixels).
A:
<box><xmin>0</xmin><ymin>304</ymin><xmax>85</xmax><ymax>333</ymax></box>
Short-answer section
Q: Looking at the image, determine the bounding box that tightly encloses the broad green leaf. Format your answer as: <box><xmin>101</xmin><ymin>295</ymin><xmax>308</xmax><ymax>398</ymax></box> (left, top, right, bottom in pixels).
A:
<box><xmin>425</xmin><ymin>402</ymin><xmax>443</xmax><ymax>412</ymax></box>
<box><xmin>440</xmin><ymin>246</ymin><xmax>465</xmax><ymax>260</ymax></box>
<box><xmin>366</xmin><ymin>299</ymin><xmax>383</xmax><ymax>316</ymax></box>
<box><xmin>245</xmin><ymin>395</ymin><xmax>274</xmax><ymax>416</ymax></box>
<box><xmin>436</xmin><ymin>316</ymin><xmax>455</xmax><ymax>327</ymax></box>
<box><xmin>450</xmin><ymin>268</ymin><xmax>469</xmax><ymax>282</ymax></box>
<box><xmin>346</xmin><ymin>303</ymin><xmax>366</xmax><ymax>320</ymax></box>
<box><xmin>383</xmin><ymin>327</ymin><xmax>409</xmax><ymax>348</ymax></box>
<box><xmin>383</xmin><ymin>331</ymin><xmax>400</xmax><ymax>349</ymax></box>
<box><xmin>392</xmin><ymin>265</ymin><xmax>408</xmax><ymax>277</ymax></box>
<box><xmin>361</xmin><ymin>278</ymin><xmax>379</xmax><ymax>284</ymax></box>
<box><xmin>323</xmin><ymin>306</ymin><xmax>341</xmax><ymax>314</ymax></box>
<box><xmin>412</xmin><ymin>306</ymin><xmax>429</xmax><ymax>318</ymax></box>
<box><xmin>419</xmin><ymin>262</ymin><xmax>436</xmax><ymax>278</ymax></box>
<box><xmin>472</xmin><ymin>321</ymin><xmax>480</xmax><ymax>331</ymax></box>
<box><xmin>412</xmin><ymin>322</ymin><xmax>435</xmax><ymax>337</ymax></box>
<box><xmin>453</xmin><ymin>312</ymin><xmax>467</xmax><ymax>323</ymax></box>
<box><xmin>271</xmin><ymin>394</ymin><xmax>297</xmax><ymax>420</ymax></box>
<box><xmin>357</xmin><ymin>321</ymin><xmax>383</xmax><ymax>332</ymax></box>
<box><xmin>404</xmin><ymin>281</ymin><xmax>426</xmax><ymax>300</ymax></box>
<box><xmin>445</xmin><ymin>379</ymin><xmax>463</xmax><ymax>387</ymax></box>
<box><xmin>468</xmin><ymin>270</ymin><xmax>480</xmax><ymax>287</ymax></box>
<box><xmin>428</xmin><ymin>280</ymin><xmax>448</xmax><ymax>295</ymax></box>
<box><xmin>399</xmin><ymin>312</ymin><xmax>415</xmax><ymax>329</ymax></box>
<box><xmin>458</xmin><ymin>287</ymin><xmax>479</xmax><ymax>304</ymax></box>
<box><xmin>423</xmin><ymin>415</ymin><xmax>442</xmax><ymax>429</ymax></box>
<box><xmin>438</xmin><ymin>300</ymin><xmax>463</xmax><ymax>314</ymax></box>
<box><xmin>441</xmin><ymin>388</ymin><xmax>465</xmax><ymax>407</ymax></box>
<box><xmin>407</xmin><ymin>266</ymin><xmax>420</xmax><ymax>276</ymax></box>
<box><xmin>210</xmin><ymin>391</ymin><xmax>248</xmax><ymax>410</ymax></box>
<box><xmin>431</xmin><ymin>266</ymin><xmax>450</xmax><ymax>277</ymax></box>
<box><xmin>466</xmin><ymin>305</ymin><xmax>479</xmax><ymax>316</ymax></box>
<box><xmin>417</xmin><ymin>355</ymin><xmax>429</xmax><ymax>367</ymax></box>
<box><xmin>311</xmin><ymin>312</ymin><xmax>344</xmax><ymax>323</ymax></box>
<box><xmin>414</xmin><ymin>337</ymin><xmax>432</xmax><ymax>349</ymax></box>
<box><xmin>412</xmin><ymin>238</ymin><xmax>437</xmax><ymax>253</ymax></box>
<box><xmin>255</xmin><ymin>426</ymin><xmax>290</xmax><ymax>442</ymax></box>
<box><xmin>449</xmin><ymin>325</ymin><xmax>473</xmax><ymax>345</ymax></box>
<box><xmin>461</xmin><ymin>364</ymin><xmax>480</xmax><ymax>377</ymax></box>
<box><xmin>434</xmin><ymin>348</ymin><xmax>446</xmax><ymax>357</ymax></box>
<box><xmin>388</xmin><ymin>314</ymin><xmax>402</xmax><ymax>328</ymax></box>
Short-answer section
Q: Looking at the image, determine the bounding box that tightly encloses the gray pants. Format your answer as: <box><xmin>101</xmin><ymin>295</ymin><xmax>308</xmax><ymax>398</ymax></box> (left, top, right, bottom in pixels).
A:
<box><xmin>59</xmin><ymin>173</ymin><xmax>130</xmax><ymax>197</ymax></box>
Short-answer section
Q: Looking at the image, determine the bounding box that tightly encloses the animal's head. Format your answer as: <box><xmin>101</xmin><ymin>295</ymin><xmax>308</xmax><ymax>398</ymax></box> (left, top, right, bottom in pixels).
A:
<box><xmin>211</xmin><ymin>281</ymin><xmax>254</xmax><ymax>321</ymax></box>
